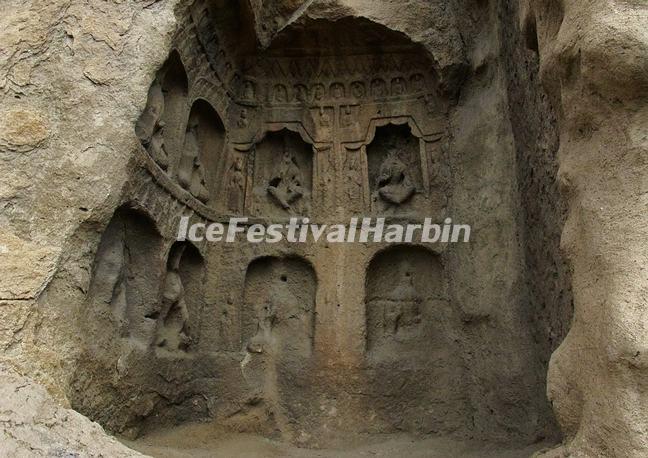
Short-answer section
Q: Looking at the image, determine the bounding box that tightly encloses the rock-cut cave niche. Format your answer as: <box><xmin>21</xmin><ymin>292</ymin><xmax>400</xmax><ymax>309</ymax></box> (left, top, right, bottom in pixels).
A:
<box><xmin>177</xmin><ymin>99</ymin><xmax>226</xmax><ymax>205</ymax></box>
<box><xmin>67</xmin><ymin>0</ymin><xmax>569</xmax><ymax>452</ymax></box>
<box><xmin>364</xmin><ymin>245</ymin><xmax>468</xmax><ymax>434</ymax></box>
<box><xmin>367</xmin><ymin>124</ymin><xmax>424</xmax><ymax>215</ymax></box>
<box><xmin>251</xmin><ymin>129</ymin><xmax>313</xmax><ymax>217</ymax></box>
<box><xmin>154</xmin><ymin>241</ymin><xmax>206</xmax><ymax>356</ymax></box>
<box><xmin>84</xmin><ymin>208</ymin><xmax>207</xmax><ymax>356</ymax></box>
<box><xmin>240</xmin><ymin>256</ymin><xmax>317</xmax><ymax>437</ymax></box>
<box><xmin>85</xmin><ymin>206</ymin><xmax>165</xmax><ymax>345</ymax></box>
<box><xmin>71</xmin><ymin>206</ymin><xmax>212</xmax><ymax>437</ymax></box>
<box><xmin>135</xmin><ymin>50</ymin><xmax>188</xmax><ymax>173</ymax></box>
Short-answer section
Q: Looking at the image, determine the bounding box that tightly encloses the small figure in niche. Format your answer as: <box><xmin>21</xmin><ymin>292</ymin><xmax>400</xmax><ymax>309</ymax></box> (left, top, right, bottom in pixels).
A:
<box><xmin>189</xmin><ymin>156</ymin><xmax>210</xmax><ymax>204</ymax></box>
<box><xmin>135</xmin><ymin>80</ymin><xmax>170</xmax><ymax>170</ymax></box>
<box><xmin>267</xmin><ymin>149</ymin><xmax>306</xmax><ymax>211</ymax></box>
<box><xmin>410</xmin><ymin>73</ymin><xmax>425</xmax><ymax>92</ymax></box>
<box><xmin>341</xmin><ymin>105</ymin><xmax>355</xmax><ymax>127</ymax></box>
<box><xmin>351</xmin><ymin>81</ymin><xmax>366</xmax><ymax>99</ymax></box>
<box><xmin>345</xmin><ymin>151</ymin><xmax>364</xmax><ymax>203</ymax></box>
<box><xmin>423</xmin><ymin>94</ymin><xmax>436</xmax><ymax>114</ymax></box>
<box><xmin>384</xmin><ymin>262</ymin><xmax>421</xmax><ymax>334</ymax></box>
<box><xmin>274</xmin><ymin>84</ymin><xmax>288</xmax><ymax>103</ymax></box>
<box><xmin>227</xmin><ymin>155</ymin><xmax>246</xmax><ymax>213</ymax></box>
<box><xmin>375</xmin><ymin>150</ymin><xmax>416</xmax><ymax>206</ymax></box>
<box><xmin>246</xmin><ymin>290</ymin><xmax>278</xmax><ymax>354</ymax></box>
<box><xmin>294</xmin><ymin>84</ymin><xmax>309</xmax><ymax>103</ymax></box>
<box><xmin>237</xmin><ymin>108</ymin><xmax>249</xmax><ymax>128</ymax></box>
<box><xmin>330</xmin><ymin>82</ymin><xmax>345</xmax><ymax>99</ymax></box>
<box><xmin>371</xmin><ymin>78</ymin><xmax>387</xmax><ymax>98</ymax></box>
<box><xmin>156</xmin><ymin>245</ymin><xmax>191</xmax><ymax>352</ymax></box>
<box><xmin>178</xmin><ymin>118</ymin><xmax>210</xmax><ymax>204</ymax></box>
<box><xmin>391</xmin><ymin>77</ymin><xmax>406</xmax><ymax>96</ymax></box>
<box><xmin>318</xmin><ymin>107</ymin><xmax>331</xmax><ymax>127</ymax></box>
<box><xmin>312</xmin><ymin>83</ymin><xmax>326</xmax><ymax>102</ymax></box>
<box><xmin>247</xmin><ymin>274</ymin><xmax>303</xmax><ymax>355</ymax></box>
<box><xmin>242</xmin><ymin>80</ymin><xmax>256</xmax><ymax>101</ymax></box>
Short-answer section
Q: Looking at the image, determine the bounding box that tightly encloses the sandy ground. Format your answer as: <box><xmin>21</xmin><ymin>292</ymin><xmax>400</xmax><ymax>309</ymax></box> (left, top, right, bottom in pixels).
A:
<box><xmin>121</xmin><ymin>423</ymin><xmax>549</xmax><ymax>458</ymax></box>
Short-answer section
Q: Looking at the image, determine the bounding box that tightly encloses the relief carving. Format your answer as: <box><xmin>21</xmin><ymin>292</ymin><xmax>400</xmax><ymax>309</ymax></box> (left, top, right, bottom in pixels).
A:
<box><xmin>237</xmin><ymin>108</ymin><xmax>249</xmax><ymax>128</ymax></box>
<box><xmin>382</xmin><ymin>263</ymin><xmax>422</xmax><ymax>334</ymax></box>
<box><xmin>155</xmin><ymin>245</ymin><xmax>191</xmax><ymax>352</ymax></box>
<box><xmin>366</xmin><ymin>246</ymin><xmax>447</xmax><ymax>358</ymax></box>
<box><xmin>242</xmin><ymin>67</ymin><xmax>432</xmax><ymax>107</ymax></box>
<box><xmin>351</xmin><ymin>81</ymin><xmax>366</xmax><ymax>98</ymax></box>
<box><xmin>391</xmin><ymin>77</ymin><xmax>406</xmax><ymax>96</ymax></box>
<box><xmin>253</xmin><ymin>130</ymin><xmax>312</xmax><ymax>217</ymax></box>
<box><xmin>341</xmin><ymin>105</ymin><xmax>358</xmax><ymax>127</ymax></box>
<box><xmin>344</xmin><ymin>150</ymin><xmax>365</xmax><ymax>209</ymax></box>
<box><xmin>227</xmin><ymin>155</ymin><xmax>246</xmax><ymax>213</ymax></box>
<box><xmin>273</xmin><ymin>84</ymin><xmax>288</xmax><ymax>103</ymax></box>
<box><xmin>367</xmin><ymin>124</ymin><xmax>424</xmax><ymax>213</ymax></box>
<box><xmin>294</xmin><ymin>84</ymin><xmax>308</xmax><ymax>103</ymax></box>
<box><xmin>371</xmin><ymin>78</ymin><xmax>387</xmax><ymax>98</ymax></box>
<box><xmin>241</xmin><ymin>80</ymin><xmax>256</xmax><ymax>102</ymax></box>
<box><xmin>312</xmin><ymin>83</ymin><xmax>326</xmax><ymax>102</ymax></box>
<box><xmin>330</xmin><ymin>82</ymin><xmax>345</xmax><ymax>99</ymax></box>
<box><xmin>136</xmin><ymin>80</ymin><xmax>170</xmax><ymax>170</ymax></box>
<box><xmin>178</xmin><ymin>118</ymin><xmax>210</xmax><ymax>204</ymax></box>
<box><xmin>267</xmin><ymin>150</ymin><xmax>306</xmax><ymax>211</ymax></box>
<box><xmin>318</xmin><ymin>106</ymin><xmax>331</xmax><ymax>127</ymax></box>
<box><xmin>410</xmin><ymin>73</ymin><xmax>425</xmax><ymax>92</ymax></box>
<box><xmin>374</xmin><ymin>152</ymin><xmax>416</xmax><ymax>206</ymax></box>
<box><xmin>242</xmin><ymin>257</ymin><xmax>316</xmax><ymax>359</ymax></box>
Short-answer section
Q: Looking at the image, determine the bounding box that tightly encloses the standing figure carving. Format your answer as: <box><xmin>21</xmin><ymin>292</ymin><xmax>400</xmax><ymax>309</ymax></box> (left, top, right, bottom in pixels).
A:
<box><xmin>227</xmin><ymin>155</ymin><xmax>246</xmax><ymax>213</ymax></box>
<box><xmin>178</xmin><ymin>118</ymin><xmax>210</xmax><ymax>204</ymax></box>
<box><xmin>135</xmin><ymin>80</ymin><xmax>169</xmax><ymax>170</ymax></box>
<box><xmin>156</xmin><ymin>245</ymin><xmax>191</xmax><ymax>352</ymax></box>
<box><xmin>384</xmin><ymin>263</ymin><xmax>421</xmax><ymax>334</ymax></box>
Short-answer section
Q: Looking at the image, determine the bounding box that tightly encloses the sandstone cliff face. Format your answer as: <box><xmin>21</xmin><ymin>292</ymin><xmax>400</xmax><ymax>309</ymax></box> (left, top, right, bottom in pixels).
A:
<box><xmin>0</xmin><ymin>0</ymin><xmax>180</xmax><ymax>392</ymax></box>
<box><xmin>0</xmin><ymin>0</ymin><xmax>645</xmax><ymax>456</ymax></box>
<box><xmin>519</xmin><ymin>1</ymin><xmax>648</xmax><ymax>456</ymax></box>
<box><xmin>0</xmin><ymin>366</ymin><xmax>146</xmax><ymax>457</ymax></box>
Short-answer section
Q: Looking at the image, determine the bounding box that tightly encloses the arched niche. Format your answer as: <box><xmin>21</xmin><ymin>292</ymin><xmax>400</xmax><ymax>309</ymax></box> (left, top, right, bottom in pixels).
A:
<box><xmin>366</xmin><ymin>124</ymin><xmax>423</xmax><ymax>214</ymax></box>
<box><xmin>239</xmin><ymin>255</ymin><xmax>317</xmax><ymax>436</ymax></box>
<box><xmin>154</xmin><ymin>241</ymin><xmax>206</xmax><ymax>355</ymax></box>
<box><xmin>135</xmin><ymin>50</ymin><xmax>188</xmax><ymax>172</ymax></box>
<box><xmin>87</xmin><ymin>206</ymin><xmax>165</xmax><ymax>345</ymax></box>
<box><xmin>241</xmin><ymin>256</ymin><xmax>317</xmax><ymax>358</ymax></box>
<box><xmin>177</xmin><ymin>99</ymin><xmax>226</xmax><ymax>206</ymax></box>
<box><xmin>364</xmin><ymin>245</ymin><xmax>467</xmax><ymax>434</ymax></box>
<box><xmin>251</xmin><ymin>129</ymin><xmax>313</xmax><ymax>217</ymax></box>
<box><xmin>365</xmin><ymin>245</ymin><xmax>448</xmax><ymax>358</ymax></box>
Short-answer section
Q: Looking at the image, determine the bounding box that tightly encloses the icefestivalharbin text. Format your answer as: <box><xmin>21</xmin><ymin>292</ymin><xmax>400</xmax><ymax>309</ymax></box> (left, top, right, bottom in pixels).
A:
<box><xmin>177</xmin><ymin>217</ymin><xmax>471</xmax><ymax>244</ymax></box>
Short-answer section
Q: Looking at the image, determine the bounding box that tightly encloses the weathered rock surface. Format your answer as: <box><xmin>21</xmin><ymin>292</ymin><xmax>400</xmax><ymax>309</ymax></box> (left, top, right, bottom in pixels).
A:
<box><xmin>519</xmin><ymin>1</ymin><xmax>648</xmax><ymax>456</ymax></box>
<box><xmin>0</xmin><ymin>364</ymin><xmax>146</xmax><ymax>457</ymax></box>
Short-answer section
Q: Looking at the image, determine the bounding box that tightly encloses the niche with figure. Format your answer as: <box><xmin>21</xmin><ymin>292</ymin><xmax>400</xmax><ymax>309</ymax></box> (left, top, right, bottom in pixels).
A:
<box><xmin>135</xmin><ymin>51</ymin><xmax>188</xmax><ymax>171</ymax></box>
<box><xmin>366</xmin><ymin>124</ymin><xmax>423</xmax><ymax>214</ymax></box>
<box><xmin>154</xmin><ymin>242</ymin><xmax>205</xmax><ymax>355</ymax></box>
<box><xmin>242</xmin><ymin>257</ymin><xmax>316</xmax><ymax>358</ymax></box>
<box><xmin>240</xmin><ymin>256</ymin><xmax>317</xmax><ymax>435</ymax></box>
<box><xmin>87</xmin><ymin>206</ymin><xmax>165</xmax><ymax>346</ymax></box>
<box><xmin>252</xmin><ymin>130</ymin><xmax>313</xmax><ymax>217</ymax></box>
<box><xmin>365</xmin><ymin>246</ymin><xmax>449</xmax><ymax>358</ymax></box>
<box><xmin>364</xmin><ymin>246</ymin><xmax>468</xmax><ymax>433</ymax></box>
<box><xmin>177</xmin><ymin>99</ymin><xmax>226</xmax><ymax>204</ymax></box>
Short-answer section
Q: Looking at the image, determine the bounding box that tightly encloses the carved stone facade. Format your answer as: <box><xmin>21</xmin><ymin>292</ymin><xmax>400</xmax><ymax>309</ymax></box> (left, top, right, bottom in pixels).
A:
<box><xmin>4</xmin><ymin>0</ymin><xmax>647</xmax><ymax>455</ymax></box>
<box><xmin>68</xmin><ymin>2</ymin><xmax>553</xmax><ymax>447</ymax></box>
<box><xmin>3</xmin><ymin>0</ymin><xmax>635</xmax><ymax>455</ymax></box>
